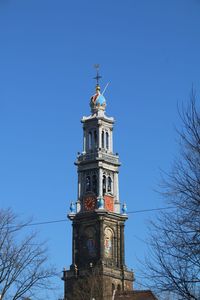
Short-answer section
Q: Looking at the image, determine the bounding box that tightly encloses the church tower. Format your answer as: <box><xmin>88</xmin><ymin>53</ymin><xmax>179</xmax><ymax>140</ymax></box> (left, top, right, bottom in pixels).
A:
<box><xmin>63</xmin><ymin>70</ymin><xmax>134</xmax><ymax>300</ymax></box>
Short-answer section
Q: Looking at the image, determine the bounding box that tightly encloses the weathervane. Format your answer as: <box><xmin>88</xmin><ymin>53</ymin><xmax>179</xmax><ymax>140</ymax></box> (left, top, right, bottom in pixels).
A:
<box><xmin>93</xmin><ymin>64</ymin><xmax>102</xmax><ymax>86</ymax></box>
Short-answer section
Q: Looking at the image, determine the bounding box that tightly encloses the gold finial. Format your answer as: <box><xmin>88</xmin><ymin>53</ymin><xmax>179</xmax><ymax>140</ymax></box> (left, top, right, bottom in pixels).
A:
<box><xmin>96</xmin><ymin>85</ymin><xmax>101</xmax><ymax>92</ymax></box>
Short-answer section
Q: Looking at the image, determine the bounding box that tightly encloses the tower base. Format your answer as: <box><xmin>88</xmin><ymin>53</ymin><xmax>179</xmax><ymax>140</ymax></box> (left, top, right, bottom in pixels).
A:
<box><xmin>62</xmin><ymin>263</ymin><xmax>134</xmax><ymax>300</ymax></box>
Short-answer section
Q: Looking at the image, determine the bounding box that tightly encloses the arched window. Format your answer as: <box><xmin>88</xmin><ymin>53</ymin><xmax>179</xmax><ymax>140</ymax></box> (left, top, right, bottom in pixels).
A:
<box><xmin>108</xmin><ymin>176</ymin><xmax>112</xmax><ymax>193</ymax></box>
<box><xmin>89</xmin><ymin>132</ymin><xmax>92</xmax><ymax>149</ymax></box>
<box><xmin>85</xmin><ymin>227</ymin><xmax>96</xmax><ymax>258</ymax></box>
<box><xmin>117</xmin><ymin>284</ymin><xmax>121</xmax><ymax>291</ymax></box>
<box><xmin>94</xmin><ymin>130</ymin><xmax>97</xmax><ymax>147</ymax></box>
<box><xmin>112</xmin><ymin>283</ymin><xmax>115</xmax><ymax>295</ymax></box>
<box><xmin>103</xmin><ymin>175</ymin><xmax>106</xmax><ymax>195</ymax></box>
<box><xmin>92</xmin><ymin>175</ymin><xmax>97</xmax><ymax>195</ymax></box>
<box><xmin>86</xmin><ymin>176</ymin><xmax>91</xmax><ymax>192</ymax></box>
<box><xmin>104</xmin><ymin>227</ymin><xmax>114</xmax><ymax>258</ymax></box>
<box><xmin>106</xmin><ymin>132</ymin><xmax>109</xmax><ymax>149</ymax></box>
<box><xmin>101</xmin><ymin>131</ymin><xmax>105</xmax><ymax>148</ymax></box>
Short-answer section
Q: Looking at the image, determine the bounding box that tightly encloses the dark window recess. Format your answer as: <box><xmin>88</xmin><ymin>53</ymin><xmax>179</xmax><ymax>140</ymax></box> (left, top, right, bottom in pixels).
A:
<box><xmin>102</xmin><ymin>131</ymin><xmax>105</xmax><ymax>148</ymax></box>
<box><xmin>92</xmin><ymin>175</ymin><xmax>97</xmax><ymax>195</ymax></box>
<box><xmin>86</xmin><ymin>176</ymin><xmax>91</xmax><ymax>191</ymax></box>
<box><xmin>89</xmin><ymin>132</ymin><xmax>92</xmax><ymax>149</ymax></box>
<box><xmin>103</xmin><ymin>175</ymin><xmax>106</xmax><ymax>195</ymax></box>
<box><xmin>108</xmin><ymin>176</ymin><xmax>112</xmax><ymax>192</ymax></box>
<box><xmin>106</xmin><ymin>132</ymin><xmax>109</xmax><ymax>149</ymax></box>
<box><xmin>94</xmin><ymin>131</ymin><xmax>97</xmax><ymax>146</ymax></box>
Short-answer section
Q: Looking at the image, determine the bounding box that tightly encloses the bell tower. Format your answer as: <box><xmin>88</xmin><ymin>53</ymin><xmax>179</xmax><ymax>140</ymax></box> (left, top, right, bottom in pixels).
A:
<box><xmin>63</xmin><ymin>70</ymin><xmax>134</xmax><ymax>300</ymax></box>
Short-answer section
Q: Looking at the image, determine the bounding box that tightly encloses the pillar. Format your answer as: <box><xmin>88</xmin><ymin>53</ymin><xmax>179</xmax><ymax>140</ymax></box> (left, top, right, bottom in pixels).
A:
<box><xmin>83</xmin><ymin>129</ymin><xmax>86</xmax><ymax>153</ymax></box>
<box><xmin>99</xmin><ymin>127</ymin><xmax>102</xmax><ymax>149</ymax></box>
<box><xmin>99</xmin><ymin>168</ymin><xmax>103</xmax><ymax>197</ymax></box>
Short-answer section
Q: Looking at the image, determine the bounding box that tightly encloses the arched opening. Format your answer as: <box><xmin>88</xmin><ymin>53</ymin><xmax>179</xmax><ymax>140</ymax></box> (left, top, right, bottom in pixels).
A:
<box><xmin>86</xmin><ymin>176</ymin><xmax>91</xmax><ymax>192</ymax></box>
<box><xmin>117</xmin><ymin>284</ymin><xmax>121</xmax><ymax>291</ymax></box>
<box><xmin>106</xmin><ymin>132</ymin><xmax>109</xmax><ymax>149</ymax></box>
<box><xmin>92</xmin><ymin>175</ymin><xmax>97</xmax><ymax>195</ymax></box>
<box><xmin>104</xmin><ymin>227</ymin><xmax>114</xmax><ymax>258</ymax></box>
<box><xmin>101</xmin><ymin>131</ymin><xmax>105</xmax><ymax>148</ymax></box>
<box><xmin>94</xmin><ymin>130</ymin><xmax>97</xmax><ymax>147</ymax></box>
<box><xmin>103</xmin><ymin>175</ymin><xmax>106</xmax><ymax>195</ymax></box>
<box><xmin>108</xmin><ymin>176</ymin><xmax>112</xmax><ymax>193</ymax></box>
<box><xmin>112</xmin><ymin>283</ymin><xmax>115</xmax><ymax>295</ymax></box>
<box><xmin>85</xmin><ymin>227</ymin><xmax>96</xmax><ymax>258</ymax></box>
<box><xmin>88</xmin><ymin>132</ymin><xmax>92</xmax><ymax>149</ymax></box>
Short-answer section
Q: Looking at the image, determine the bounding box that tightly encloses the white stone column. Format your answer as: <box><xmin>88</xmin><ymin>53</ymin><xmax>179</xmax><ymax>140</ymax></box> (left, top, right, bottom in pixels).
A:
<box><xmin>99</xmin><ymin>168</ymin><xmax>103</xmax><ymax>197</ymax></box>
<box><xmin>78</xmin><ymin>172</ymin><xmax>81</xmax><ymax>199</ymax></box>
<box><xmin>113</xmin><ymin>172</ymin><xmax>116</xmax><ymax>199</ymax></box>
<box><xmin>99</xmin><ymin>127</ymin><xmax>102</xmax><ymax>149</ymax></box>
<box><xmin>110</xmin><ymin>129</ymin><xmax>113</xmax><ymax>153</ymax></box>
<box><xmin>115</xmin><ymin>172</ymin><xmax>119</xmax><ymax>201</ymax></box>
<box><xmin>114</xmin><ymin>172</ymin><xmax>120</xmax><ymax>213</ymax></box>
<box><xmin>76</xmin><ymin>172</ymin><xmax>81</xmax><ymax>213</ymax></box>
<box><xmin>83</xmin><ymin>130</ymin><xmax>86</xmax><ymax>153</ymax></box>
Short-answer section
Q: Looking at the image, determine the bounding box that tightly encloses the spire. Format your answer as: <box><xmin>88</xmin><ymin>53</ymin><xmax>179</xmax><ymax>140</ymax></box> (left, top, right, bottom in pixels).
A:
<box><xmin>90</xmin><ymin>65</ymin><xmax>106</xmax><ymax>114</ymax></box>
<box><xmin>93</xmin><ymin>64</ymin><xmax>102</xmax><ymax>89</ymax></box>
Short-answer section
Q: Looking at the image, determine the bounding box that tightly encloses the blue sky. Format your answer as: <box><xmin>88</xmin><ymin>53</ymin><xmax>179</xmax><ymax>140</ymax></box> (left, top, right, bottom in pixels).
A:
<box><xmin>0</xmin><ymin>0</ymin><xmax>200</xmax><ymax>298</ymax></box>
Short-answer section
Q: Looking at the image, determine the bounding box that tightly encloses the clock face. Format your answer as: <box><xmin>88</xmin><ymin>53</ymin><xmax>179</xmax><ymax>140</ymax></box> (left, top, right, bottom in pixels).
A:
<box><xmin>84</xmin><ymin>195</ymin><xmax>96</xmax><ymax>211</ymax></box>
<box><xmin>104</xmin><ymin>195</ymin><xmax>114</xmax><ymax>212</ymax></box>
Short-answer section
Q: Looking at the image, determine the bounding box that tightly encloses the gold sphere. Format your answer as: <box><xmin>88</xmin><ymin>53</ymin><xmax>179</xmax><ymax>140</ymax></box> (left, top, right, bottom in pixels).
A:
<box><xmin>96</xmin><ymin>85</ymin><xmax>101</xmax><ymax>91</ymax></box>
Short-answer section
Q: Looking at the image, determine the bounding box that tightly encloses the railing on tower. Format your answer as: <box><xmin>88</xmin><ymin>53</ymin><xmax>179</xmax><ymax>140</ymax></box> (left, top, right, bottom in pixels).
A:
<box><xmin>77</xmin><ymin>150</ymin><xmax>119</xmax><ymax>165</ymax></box>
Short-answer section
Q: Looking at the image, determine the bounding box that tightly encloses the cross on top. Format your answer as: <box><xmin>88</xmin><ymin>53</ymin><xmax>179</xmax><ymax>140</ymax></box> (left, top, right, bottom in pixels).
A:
<box><xmin>93</xmin><ymin>64</ymin><xmax>102</xmax><ymax>85</ymax></box>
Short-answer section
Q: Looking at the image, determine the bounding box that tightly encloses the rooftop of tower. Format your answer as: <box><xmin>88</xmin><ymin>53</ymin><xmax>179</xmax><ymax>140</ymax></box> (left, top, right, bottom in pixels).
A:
<box><xmin>90</xmin><ymin>84</ymin><xmax>106</xmax><ymax>114</ymax></box>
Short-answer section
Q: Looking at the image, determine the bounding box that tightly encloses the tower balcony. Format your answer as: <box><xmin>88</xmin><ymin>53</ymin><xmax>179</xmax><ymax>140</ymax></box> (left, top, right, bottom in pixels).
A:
<box><xmin>75</xmin><ymin>149</ymin><xmax>121</xmax><ymax>166</ymax></box>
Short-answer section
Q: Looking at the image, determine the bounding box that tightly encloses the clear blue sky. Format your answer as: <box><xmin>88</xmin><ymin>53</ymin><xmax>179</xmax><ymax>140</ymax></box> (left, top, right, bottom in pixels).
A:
<box><xmin>1</xmin><ymin>0</ymin><xmax>200</xmax><ymax>298</ymax></box>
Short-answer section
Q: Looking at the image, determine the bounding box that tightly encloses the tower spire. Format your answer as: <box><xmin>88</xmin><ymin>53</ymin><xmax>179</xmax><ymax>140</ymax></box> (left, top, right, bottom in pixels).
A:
<box><xmin>93</xmin><ymin>64</ymin><xmax>102</xmax><ymax>89</ymax></box>
<box><xmin>90</xmin><ymin>65</ymin><xmax>106</xmax><ymax>114</ymax></box>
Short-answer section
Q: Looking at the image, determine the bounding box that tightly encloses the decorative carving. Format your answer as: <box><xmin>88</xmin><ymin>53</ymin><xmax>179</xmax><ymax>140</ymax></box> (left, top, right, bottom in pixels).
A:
<box><xmin>104</xmin><ymin>227</ymin><xmax>114</xmax><ymax>258</ymax></box>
